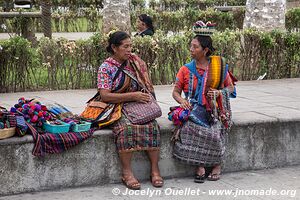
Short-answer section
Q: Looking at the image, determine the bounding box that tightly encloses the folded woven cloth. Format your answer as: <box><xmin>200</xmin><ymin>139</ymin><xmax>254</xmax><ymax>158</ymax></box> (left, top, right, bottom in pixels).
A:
<box><xmin>26</xmin><ymin>122</ymin><xmax>94</xmax><ymax>157</ymax></box>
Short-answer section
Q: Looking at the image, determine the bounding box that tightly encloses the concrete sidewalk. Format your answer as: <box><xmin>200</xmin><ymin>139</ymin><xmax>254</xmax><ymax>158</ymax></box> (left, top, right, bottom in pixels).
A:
<box><xmin>1</xmin><ymin>78</ymin><xmax>300</xmax><ymax>197</ymax></box>
<box><xmin>1</xmin><ymin>166</ymin><xmax>299</xmax><ymax>200</ymax></box>
<box><xmin>1</xmin><ymin>78</ymin><xmax>300</xmax><ymax>123</ymax></box>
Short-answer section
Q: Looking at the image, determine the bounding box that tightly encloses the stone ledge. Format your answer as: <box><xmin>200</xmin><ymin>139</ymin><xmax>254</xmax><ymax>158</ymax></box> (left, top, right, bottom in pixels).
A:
<box><xmin>0</xmin><ymin>117</ymin><xmax>300</xmax><ymax>196</ymax></box>
<box><xmin>3</xmin><ymin>116</ymin><xmax>298</xmax><ymax>146</ymax></box>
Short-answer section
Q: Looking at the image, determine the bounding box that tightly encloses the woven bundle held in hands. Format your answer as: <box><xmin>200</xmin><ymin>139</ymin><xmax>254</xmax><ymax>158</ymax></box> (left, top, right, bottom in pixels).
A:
<box><xmin>206</xmin><ymin>56</ymin><xmax>226</xmax><ymax>90</ymax></box>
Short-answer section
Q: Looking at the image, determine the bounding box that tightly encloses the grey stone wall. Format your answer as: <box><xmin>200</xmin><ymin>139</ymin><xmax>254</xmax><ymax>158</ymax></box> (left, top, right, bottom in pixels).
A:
<box><xmin>1</xmin><ymin>118</ymin><xmax>300</xmax><ymax>196</ymax></box>
<box><xmin>244</xmin><ymin>0</ymin><xmax>286</xmax><ymax>31</ymax></box>
<box><xmin>102</xmin><ymin>0</ymin><xmax>131</xmax><ymax>34</ymax></box>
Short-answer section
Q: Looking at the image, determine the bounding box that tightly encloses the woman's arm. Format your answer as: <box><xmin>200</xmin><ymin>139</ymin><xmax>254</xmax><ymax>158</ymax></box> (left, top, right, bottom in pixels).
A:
<box><xmin>99</xmin><ymin>89</ymin><xmax>150</xmax><ymax>104</ymax></box>
<box><xmin>172</xmin><ymin>87</ymin><xmax>191</xmax><ymax>110</ymax></box>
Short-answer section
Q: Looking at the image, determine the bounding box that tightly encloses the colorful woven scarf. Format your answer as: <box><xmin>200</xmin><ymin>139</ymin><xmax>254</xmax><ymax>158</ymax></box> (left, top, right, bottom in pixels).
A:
<box><xmin>168</xmin><ymin>106</ymin><xmax>190</xmax><ymax>126</ymax></box>
<box><xmin>27</xmin><ymin>122</ymin><xmax>94</xmax><ymax>157</ymax></box>
<box><xmin>184</xmin><ymin>56</ymin><xmax>228</xmax><ymax>107</ymax></box>
<box><xmin>128</xmin><ymin>54</ymin><xmax>155</xmax><ymax>94</ymax></box>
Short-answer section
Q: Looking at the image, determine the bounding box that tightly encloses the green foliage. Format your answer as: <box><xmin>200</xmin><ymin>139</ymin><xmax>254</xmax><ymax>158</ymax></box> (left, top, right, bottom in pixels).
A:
<box><xmin>131</xmin><ymin>0</ymin><xmax>146</xmax><ymax>10</ymax></box>
<box><xmin>131</xmin><ymin>8</ymin><xmax>245</xmax><ymax>33</ymax></box>
<box><xmin>0</xmin><ymin>0</ymin><xmax>300</xmax><ymax>32</ymax></box>
<box><xmin>49</xmin><ymin>6</ymin><xmax>102</xmax><ymax>32</ymax></box>
<box><xmin>0</xmin><ymin>1</ymin><xmax>102</xmax><ymax>33</ymax></box>
<box><xmin>0</xmin><ymin>36</ymin><xmax>39</xmax><ymax>92</ymax></box>
<box><xmin>211</xmin><ymin>29</ymin><xmax>240</xmax><ymax>71</ymax></box>
<box><xmin>37</xmin><ymin>36</ymin><xmax>101</xmax><ymax>90</ymax></box>
<box><xmin>31</xmin><ymin>0</ymin><xmax>104</xmax><ymax>10</ymax></box>
<box><xmin>1</xmin><ymin>29</ymin><xmax>300</xmax><ymax>92</ymax></box>
<box><xmin>2</xmin><ymin>5</ymin><xmax>300</xmax><ymax>34</ymax></box>
<box><xmin>286</xmin><ymin>8</ymin><xmax>300</xmax><ymax>30</ymax></box>
<box><xmin>132</xmin><ymin>30</ymin><xmax>191</xmax><ymax>84</ymax></box>
<box><xmin>148</xmin><ymin>0</ymin><xmax>246</xmax><ymax>11</ymax></box>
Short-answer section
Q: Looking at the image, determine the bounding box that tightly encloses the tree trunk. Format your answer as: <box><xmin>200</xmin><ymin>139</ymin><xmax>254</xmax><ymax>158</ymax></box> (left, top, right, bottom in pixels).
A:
<box><xmin>21</xmin><ymin>18</ymin><xmax>37</xmax><ymax>46</ymax></box>
<box><xmin>243</xmin><ymin>0</ymin><xmax>286</xmax><ymax>31</ymax></box>
<box><xmin>41</xmin><ymin>0</ymin><xmax>52</xmax><ymax>38</ymax></box>
<box><xmin>102</xmin><ymin>0</ymin><xmax>131</xmax><ymax>34</ymax></box>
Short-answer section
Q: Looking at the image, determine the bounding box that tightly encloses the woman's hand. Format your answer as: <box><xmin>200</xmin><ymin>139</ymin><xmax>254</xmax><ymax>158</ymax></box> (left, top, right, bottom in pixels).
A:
<box><xmin>173</xmin><ymin>86</ymin><xmax>191</xmax><ymax>110</ymax></box>
<box><xmin>180</xmin><ymin>99</ymin><xmax>192</xmax><ymax>110</ymax></box>
<box><xmin>132</xmin><ymin>91</ymin><xmax>151</xmax><ymax>103</ymax></box>
<box><xmin>207</xmin><ymin>88</ymin><xmax>221</xmax><ymax>99</ymax></box>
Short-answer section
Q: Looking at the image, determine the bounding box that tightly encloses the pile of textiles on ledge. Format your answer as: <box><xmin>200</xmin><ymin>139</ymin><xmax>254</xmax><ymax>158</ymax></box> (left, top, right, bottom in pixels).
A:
<box><xmin>1</xmin><ymin>97</ymin><xmax>94</xmax><ymax>157</ymax></box>
<box><xmin>27</xmin><ymin>122</ymin><xmax>94</xmax><ymax>157</ymax></box>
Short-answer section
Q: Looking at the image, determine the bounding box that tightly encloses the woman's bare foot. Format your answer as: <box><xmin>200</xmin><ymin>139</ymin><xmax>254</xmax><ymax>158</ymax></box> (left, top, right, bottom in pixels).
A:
<box><xmin>196</xmin><ymin>166</ymin><xmax>205</xmax><ymax>176</ymax></box>
<box><xmin>150</xmin><ymin>172</ymin><xmax>164</xmax><ymax>188</ymax></box>
<box><xmin>121</xmin><ymin>171</ymin><xmax>141</xmax><ymax>190</ymax></box>
<box><xmin>207</xmin><ymin>165</ymin><xmax>221</xmax><ymax>181</ymax></box>
<box><xmin>194</xmin><ymin>166</ymin><xmax>206</xmax><ymax>183</ymax></box>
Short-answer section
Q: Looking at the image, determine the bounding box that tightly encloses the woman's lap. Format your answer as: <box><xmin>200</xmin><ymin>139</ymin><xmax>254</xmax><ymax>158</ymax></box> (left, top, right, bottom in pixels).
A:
<box><xmin>173</xmin><ymin>120</ymin><xmax>225</xmax><ymax>166</ymax></box>
<box><xmin>112</xmin><ymin>115</ymin><xmax>160</xmax><ymax>152</ymax></box>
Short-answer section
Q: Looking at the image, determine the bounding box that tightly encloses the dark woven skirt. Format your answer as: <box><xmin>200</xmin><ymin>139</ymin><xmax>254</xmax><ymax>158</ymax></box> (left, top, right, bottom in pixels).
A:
<box><xmin>111</xmin><ymin>115</ymin><xmax>160</xmax><ymax>152</ymax></box>
<box><xmin>173</xmin><ymin>120</ymin><xmax>225</xmax><ymax>166</ymax></box>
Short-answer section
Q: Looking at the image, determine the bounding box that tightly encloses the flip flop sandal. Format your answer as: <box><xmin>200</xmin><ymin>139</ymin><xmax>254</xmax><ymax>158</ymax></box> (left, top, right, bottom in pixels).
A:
<box><xmin>150</xmin><ymin>174</ymin><xmax>164</xmax><ymax>188</ymax></box>
<box><xmin>207</xmin><ymin>173</ymin><xmax>220</xmax><ymax>181</ymax></box>
<box><xmin>194</xmin><ymin>174</ymin><xmax>206</xmax><ymax>183</ymax></box>
<box><xmin>121</xmin><ymin>176</ymin><xmax>141</xmax><ymax>190</ymax></box>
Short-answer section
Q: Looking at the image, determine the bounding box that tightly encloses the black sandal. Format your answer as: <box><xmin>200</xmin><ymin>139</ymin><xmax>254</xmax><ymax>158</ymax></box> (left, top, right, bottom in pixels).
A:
<box><xmin>194</xmin><ymin>174</ymin><xmax>206</xmax><ymax>183</ymax></box>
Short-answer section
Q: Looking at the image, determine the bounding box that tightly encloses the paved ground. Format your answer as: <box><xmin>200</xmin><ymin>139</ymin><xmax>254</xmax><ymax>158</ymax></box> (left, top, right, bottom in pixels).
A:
<box><xmin>0</xmin><ymin>166</ymin><xmax>299</xmax><ymax>200</ymax></box>
<box><xmin>1</xmin><ymin>79</ymin><xmax>300</xmax><ymax>199</ymax></box>
<box><xmin>1</xmin><ymin>78</ymin><xmax>300</xmax><ymax>123</ymax></box>
<box><xmin>0</xmin><ymin>32</ymin><xmax>96</xmax><ymax>41</ymax></box>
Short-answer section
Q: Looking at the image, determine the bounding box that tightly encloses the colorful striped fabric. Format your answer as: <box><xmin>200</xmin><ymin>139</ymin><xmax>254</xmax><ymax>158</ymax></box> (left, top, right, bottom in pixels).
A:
<box><xmin>112</xmin><ymin>115</ymin><xmax>160</xmax><ymax>153</ymax></box>
<box><xmin>27</xmin><ymin>122</ymin><xmax>94</xmax><ymax>157</ymax></box>
<box><xmin>173</xmin><ymin>120</ymin><xmax>225</xmax><ymax>166</ymax></box>
<box><xmin>16</xmin><ymin>116</ymin><xmax>28</xmax><ymax>136</ymax></box>
<box><xmin>7</xmin><ymin>115</ymin><xmax>17</xmax><ymax>127</ymax></box>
